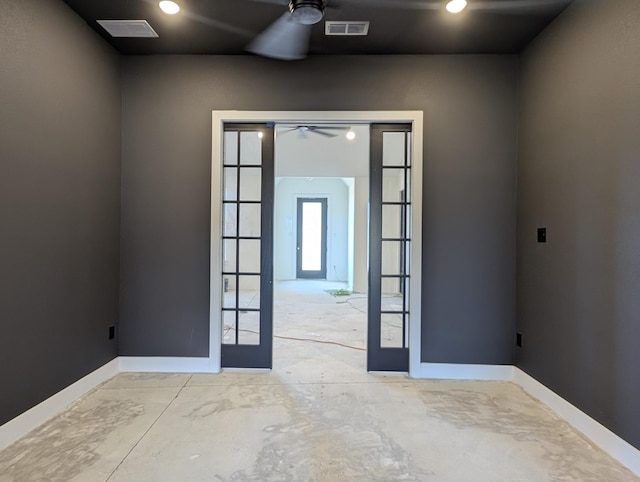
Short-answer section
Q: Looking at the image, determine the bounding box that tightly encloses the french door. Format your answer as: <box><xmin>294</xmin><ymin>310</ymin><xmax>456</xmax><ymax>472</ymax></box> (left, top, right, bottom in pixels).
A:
<box><xmin>220</xmin><ymin>124</ymin><xmax>274</xmax><ymax>368</ymax></box>
<box><xmin>296</xmin><ymin>198</ymin><xmax>328</xmax><ymax>279</ymax></box>
<box><xmin>219</xmin><ymin>121</ymin><xmax>413</xmax><ymax>372</ymax></box>
<box><xmin>367</xmin><ymin>124</ymin><xmax>412</xmax><ymax>372</ymax></box>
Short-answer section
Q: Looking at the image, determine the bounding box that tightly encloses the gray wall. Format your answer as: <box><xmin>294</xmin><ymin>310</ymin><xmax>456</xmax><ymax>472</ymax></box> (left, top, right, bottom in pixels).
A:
<box><xmin>120</xmin><ymin>55</ymin><xmax>518</xmax><ymax>364</ymax></box>
<box><xmin>0</xmin><ymin>0</ymin><xmax>121</xmax><ymax>425</ymax></box>
<box><xmin>517</xmin><ymin>0</ymin><xmax>640</xmax><ymax>449</ymax></box>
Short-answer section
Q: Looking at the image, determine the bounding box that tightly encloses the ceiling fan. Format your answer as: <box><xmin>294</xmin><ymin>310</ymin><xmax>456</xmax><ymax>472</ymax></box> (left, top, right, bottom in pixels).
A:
<box><xmin>245</xmin><ymin>0</ymin><xmax>571</xmax><ymax>60</ymax></box>
<box><xmin>278</xmin><ymin>125</ymin><xmax>351</xmax><ymax>138</ymax></box>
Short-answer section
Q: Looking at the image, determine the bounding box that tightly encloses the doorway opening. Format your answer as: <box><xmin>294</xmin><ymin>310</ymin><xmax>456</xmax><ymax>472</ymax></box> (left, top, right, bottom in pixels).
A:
<box><xmin>273</xmin><ymin>122</ymin><xmax>370</xmax><ymax>373</ymax></box>
<box><xmin>210</xmin><ymin>111</ymin><xmax>423</xmax><ymax>376</ymax></box>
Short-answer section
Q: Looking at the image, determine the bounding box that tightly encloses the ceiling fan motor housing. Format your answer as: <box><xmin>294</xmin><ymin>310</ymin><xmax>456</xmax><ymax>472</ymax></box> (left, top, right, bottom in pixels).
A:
<box><xmin>289</xmin><ymin>0</ymin><xmax>325</xmax><ymax>25</ymax></box>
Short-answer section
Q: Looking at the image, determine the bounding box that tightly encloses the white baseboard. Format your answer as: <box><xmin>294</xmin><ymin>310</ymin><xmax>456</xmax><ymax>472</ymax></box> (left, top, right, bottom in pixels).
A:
<box><xmin>118</xmin><ymin>356</ymin><xmax>213</xmax><ymax>373</ymax></box>
<box><xmin>0</xmin><ymin>358</ymin><xmax>119</xmax><ymax>451</ymax></box>
<box><xmin>417</xmin><ymin>362</ymin><xmax>515</xmax><ymax>381</ymax></box>
<box><xmin>514</xmin><ymin>368</ymin><xmax>640</xmax><ymax>477</ymax></box>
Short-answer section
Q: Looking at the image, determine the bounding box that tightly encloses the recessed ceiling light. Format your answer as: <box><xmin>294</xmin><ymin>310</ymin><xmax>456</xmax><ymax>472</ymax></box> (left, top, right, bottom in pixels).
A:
<box><xmin>159</xmin><ymin>1</ymin><xmax>180</xmax><ymax>15</ymax></box>
<box><xmin>346</xmin><ymin>130</ymin><xmax>356</xmax><ymax>140</ymax></box>
<box><xmin>446</xmin><ymin>0</ymin><xmax>467</xmax><ymax>14</ymax></box>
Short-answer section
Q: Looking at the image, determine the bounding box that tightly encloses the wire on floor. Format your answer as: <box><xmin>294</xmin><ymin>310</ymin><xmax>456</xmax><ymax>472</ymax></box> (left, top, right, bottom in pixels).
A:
<box><xmin>223</xmin><ymin>326</ymin><xmax>366</xmax><ymax>351</ymax></box>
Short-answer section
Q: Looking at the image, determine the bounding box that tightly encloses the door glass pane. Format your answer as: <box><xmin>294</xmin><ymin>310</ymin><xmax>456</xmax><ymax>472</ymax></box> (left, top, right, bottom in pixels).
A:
<box><xmin>223</xmin><ymin>168</ymin><xmax>238</xmax><ymax>200</ymax></box>
<box><xmin>240</xmin><ymin>131</ymin><xmax>262</xmax><ymax>165</ymax></box>
<box><xmin>222</xmin><ymin>311</ymin><xmax>237</xmax><ymax>344</ymax></box>
<box><xmin>238</xmin><ymin>311</ymin><xmax>260</xmax><ymax>345</ymax></box>
<box><xmin>382</xmin><ymin>168</ymin><xmax>405</xmax><ymax>202</ymax></box>
<box><xmin>382</xmin><ymin>205</ymin><xmax>403</xmax><ymax>239</ymax></box>
<box><xmin>239</xmin><ymin>168</ymin><xmax>262</xmax><ymax>201</ymax></box>
<box><xmin>382</xmin><ymin>132</ymin><xmax>406</xmax><ymax>166</ymax></box>
<box><xmin>238</xmin><ymin>275</ymin><xmax>261</xmax><ymax>309</ymax></box>
<box><xmin>222</xmin><ymin>280</ymin><xmax>236</xmax><ymax>309</ymax></box>
<box><xmin>301</xmin><ymin>202</ymin><xmax>323</xmax><ymax>271</ymax></box>
<box><xmin>224</xmin><ymin>132</ymin><xmax>238</xmax><ymax>165</ymax></box>
<box><xmin>223</xmin><ymin>204</ymin><xmax>237</xmax><ymax>237</ymax></box>
<box><xmin>381</xmin><ymin>292</ymin><xmax>403</xmax><ymax>312</ymax></box>
<box><xmin>381</xmin><ymin>313</ymin><xmax>403</xmax><ymax>348</ymax></box>
<box><xmin>222</xmin><ymin>239</ymin><xmax>237</xmax><ymax>274</ymax></box>
<box><xmin>239</xmin><ymin>239</ymin><xmax>261</xmax><ymax>273</ymax></box>
<box><xmin>239</xmin><ymin>204</ymin><xmax>261</xmax><ymax>237</ymax></box>
<box><xmin>382</xmin><ymin>241</ymin><xmax>403</xmax><ymax>277</ymax></box>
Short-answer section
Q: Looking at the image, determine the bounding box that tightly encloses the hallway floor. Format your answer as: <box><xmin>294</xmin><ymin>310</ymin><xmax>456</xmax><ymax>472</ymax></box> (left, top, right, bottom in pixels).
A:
<box><xmin>0</xmin><ymin>281</ymin><xmax>637</xmax><ymax>481</ymax></box>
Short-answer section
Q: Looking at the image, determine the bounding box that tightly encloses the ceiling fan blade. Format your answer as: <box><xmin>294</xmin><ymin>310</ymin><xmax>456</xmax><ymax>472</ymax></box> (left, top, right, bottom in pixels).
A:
<box><xmin>310</xmin><ymin>126</ymin><xmax>350</xmax><ymax>131</ymax></box>
<box><xmin>311</xmin><ymin>130</ymin><xmax>338</xmax><ymax>138</ymax></box>
<box><xmin>246</xmin><ymin>13</ymin><xmax>312</xmax><ymax>60</ymax></box>
<box><xmin>278</xmin><ymin>128</ymin><xmax>299</xmax><ymax>135</ymax></box>
<box><xmin>181</xmin><ymin>11</ymin><xmax>255</xmax><ymax>39</ymax></box>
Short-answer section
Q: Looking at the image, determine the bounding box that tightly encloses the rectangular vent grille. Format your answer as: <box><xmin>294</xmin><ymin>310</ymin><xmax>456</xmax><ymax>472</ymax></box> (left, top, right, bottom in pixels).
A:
<box><xmin>325</xmin><ymin>21</ymin><xmax>370</xmax><ymax>36</ymax></box>
<box><xmin>97</xmin><ymin>20</ymin><xmax>158</xmax><ymax>38</ymax></box>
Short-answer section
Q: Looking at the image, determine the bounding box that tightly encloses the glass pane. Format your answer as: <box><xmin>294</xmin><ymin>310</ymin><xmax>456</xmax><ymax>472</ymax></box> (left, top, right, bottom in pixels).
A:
<box><xmin>382</xmin><ymin>241</ymin><xmax>403</xmax><ymax>277</ymax></box>
<box><xmin>381</xmin><ymin>292</ymin><xmax>403</xmax><ymax>312</ymax></box>
<box><xmin>403</xmin><ymin>276</ymin><xmax>410</xmax><ymax>306</ymax></box>
<box><xmin>240</xmin><ymin>131</ymin><xmax>262</xmax><ymax>165</ymax></box>
<box><xmin>239</xmin><ymin>239</ymin><xmax>261</xmax><ymax>273</ymax></box>
<box><xmin>223</xmin><ymin>168</ymin><xmax>238</xmax><ymax>201</ymax></box>
<box><xmin>382</xmin><ymin>205</ymin><xmax>403</xmax><ymax>239</ymax></box>
<box><xmin>238</xmin><ymin>275</ymin><xmax>260</xmax><ymax>309</ymax></box>
<box><xmin>405</xmin><ymin>167</ymin><xmax>412</xmax><ymax>202</ymax></box>
<box><xmin>222</xmin><ymin>239</ymin><xmax>237</xmax><ymax>274</ymax></box>
<box><xmin>222</xmin><ymin>311</ymin><xmax>237</xmax><ymax>344</ymax></box>
<box><xmin>404</xmin><ymin>241</ymin><xmax>411</xmax><ymax>276</ymax></box>
<box><xmin>301</xmin><ymin>202</ymin><xmax>323</xmax><ymax>271</ymax></box>
<box><xmin>224</xmin><ymin>132</ymin><xmax>238</xmax><ymax>165</ymax></box>
<box><xmin>222</xmin><ymin>279</ymin><xmax>236</xmax><ymax>309</ymax></box>
<box><xmin>239</xmin><ymin>168</ymin><xmax>262</xmax><ymax>201</ymax></box>
<box><xmin>238</xmin><ymin>311</ymin><xmax>260</xmax><ymax>345</ymax></box>
<box><xmin>382</xmin><ymin>168</ymin><xmax>405</xmax><ymax>202</ymax></box>
<box><xmin>381</xmin><ymin>313</ymin><xmax>404</xmax><ymax>348</ymax></box>
<box><xmin>382</xmin><ymin>132</ymin><xmax>407</xmax><ymax>167</ymax></box>
<box><xmin>223</xmin><ymin>203</ymin><xmax>237</xmax><ymax>237</ymax></box>
<box><xmin>239</xmin><ymin>203</ymin><xmax>261</xmax><ymax>237</ymax></box>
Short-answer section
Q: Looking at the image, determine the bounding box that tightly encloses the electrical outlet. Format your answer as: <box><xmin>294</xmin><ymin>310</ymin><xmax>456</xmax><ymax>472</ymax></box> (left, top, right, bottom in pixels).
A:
<box><xmin>516</xmin><ymin>332</ymin><xmax>522</xmax><ymax>348</ymax></box>
<box><xmin>537</xmin><ymin>228</ymin><xmax>547</xmax><ymax>243</ymax></box>
<box><xmin>108</xmin><ymin>325</ymin><xmax>115</xmax><ymax>340</ymax></box>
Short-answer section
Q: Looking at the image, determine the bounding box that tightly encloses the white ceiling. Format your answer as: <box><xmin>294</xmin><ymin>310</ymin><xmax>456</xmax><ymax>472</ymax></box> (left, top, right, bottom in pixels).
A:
<box><xmin>275</xmin><ymin>124</ymin><xmax>369</xmax><ymax>178</ymax></box>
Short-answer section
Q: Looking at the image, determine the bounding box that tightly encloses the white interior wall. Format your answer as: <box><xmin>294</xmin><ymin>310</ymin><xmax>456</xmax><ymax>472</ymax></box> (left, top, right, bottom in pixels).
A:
<box><xmin>274</xmin><ymin>177</ymin><xmax>349</xmax><ymax>282</ymax></box>
<box><xmin>346</xmin><ymin>178</ymin><xmax>355</xmax><ymax>289</ymax></box>
<box><xmin>353</xmin><ymin>176</ymin><xmax>369</xmax><ymax>293</ymax></box>
<box><xmin>274</xmin><ymin>125</ymin><xmax>370</xmax><ymax>289</ymax></box>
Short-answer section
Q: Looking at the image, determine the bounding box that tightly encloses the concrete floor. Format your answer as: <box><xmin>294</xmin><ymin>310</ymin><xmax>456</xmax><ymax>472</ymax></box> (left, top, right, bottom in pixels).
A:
<box><xmin>0</xmin><ymin>281</ymin><xmax>637</xmax><ymax>481</ymax></box>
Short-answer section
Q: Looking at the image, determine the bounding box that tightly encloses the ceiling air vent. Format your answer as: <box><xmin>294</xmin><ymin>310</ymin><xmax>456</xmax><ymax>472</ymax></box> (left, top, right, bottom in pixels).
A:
<box><xmin>97</xmin><ymin>20</ymin><xmax>159</xmax><ymax>38</ymax></box>
<box><xmin>325</xmin><ymin>21</ymin><xmax>370</xmax><ymax>36</ymax></box>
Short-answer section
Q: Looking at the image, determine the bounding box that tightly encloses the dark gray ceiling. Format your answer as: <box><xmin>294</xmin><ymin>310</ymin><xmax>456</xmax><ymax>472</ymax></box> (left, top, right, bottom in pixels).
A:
<box><xmin>61</xmin><ymin>0</ymin><xmax>574</xmax><ymax>56</ymax></box>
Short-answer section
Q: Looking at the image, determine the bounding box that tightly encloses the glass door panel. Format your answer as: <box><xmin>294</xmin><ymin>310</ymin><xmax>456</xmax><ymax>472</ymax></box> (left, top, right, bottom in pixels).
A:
<box><xmin>368</xmin><ymin>124</ymin><xmax>412</xmax><ymax>372</ymax></box>
<box><xmin>221</xmin><ymin>124</ymin><xmax>273</xmax><ymax>368</ymax></box>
